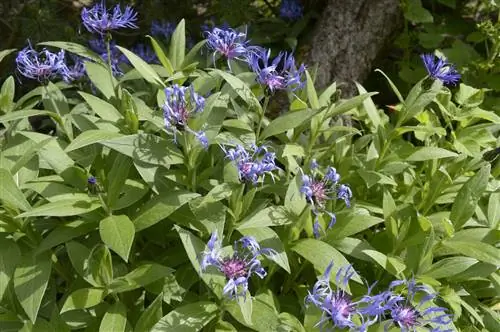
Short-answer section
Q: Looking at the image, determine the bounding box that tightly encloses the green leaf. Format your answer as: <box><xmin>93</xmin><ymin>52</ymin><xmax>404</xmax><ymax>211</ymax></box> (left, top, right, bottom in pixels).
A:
<box><xmin>260</xmin><ymin>109</ymin><xmax>319</xmax><ymax>140</ymax></box>
<box><xmin>101</xmin><ymin>134</ymin><xmax>183</xmax><ymax>166</ymax></box>
<box><xmin>84</xmin><ymin>62</ymin><xmax>117</xmax><ymax>100</ymax></box>
<box><xmin>117</xmin><ymin>46</ymin><xmax>164</xmax><ymax>86</ymax></box>
<box><xmin>423</xmin><ymin>257</ymin><xmax>477</xmax><ymax>279</ymax></box>
<box><xmin>0</xmin><ymin>237</ymin><xmax>21</xmax><ymax>302</ymax></box>
<box><xmin>151</xmin><ymin>302</ymin><xmax>218</xmax><ymax>332</ymax></box>
<box><xmin>86</xmin><ymin>244</ymin><xmax>114</xmax><ymax>286</ymax></box>
<box><xmin>404</xmin><ymin>0</ymin><xmax>434</xmax><ymax>23</ymax></box>
<box><xmin>355</xmin><ymin>82</ymin><xmax>381</xmax><ymax>128</ymax></box>
<box><xmin>212</xmin><ymin>69</ymin><xmax>261</xmax><ymax>111</ymax></box>
<box><xmin>182</xmin><ymin>40</ymin><xmax>207</xmax><ymax>68</ymax></box>
<box><xmin>441</xmin><ymin>240</ymin><xmax>500</xmax><ymax>266</ymax></box>
<box><xmin>236</xmin><ymin>295</ymin><xmax>253</xmax><ymax>325</ymax></box>
<box><xmin>66</xmin><ymin>241</ymin><xmax>91</xmax><ymax>280</ymax></box>
<box><xmin>0</xmin><ymin>76</ymin><xmax>15</xmax><ymax>113</ymax></box>
<box><xmin>0</xmin><ymin>49</ymin><xmax>16</xmax><ymax>64</ymax></box>
<box><xmin>0</xmin><ymin>168</ymin><xmax>32</xmax><ymax>211</ymax></box>
<box><xmin>404</xmin><ymin>79</ymin><xmax>442</xmax><ymax>121</ymax></box>
<box><xmin>326</xmin><ymin>212</ymin><xmax>384</xmax><ymax>240</ymax></box>
<box><xmin>110</xmin><ymin>263</ymin><xmax>173</xmax><ymax>293</ymax></box>
<box><xmin>14</xmin><ymin>253</ymin><xmax>52</xmax><ymax>322</ymax></box>
<box><xmin>488</xmin><ymin>192</ymin><xmax>500</xmax><ymax>228</ymax></box>
<box><xmin>43</xmin><ymin>82</ymin><xmax>70</xmax><ymax>118</ymax></box>
<box><xmin>305</xmin><ymin>71</ymin><xmax>319</xmax><ymax>109</ymax></box>
<box><xmin>147</xmin><ymin>36</ymin><xmax>174</xmax><ymax>75</ymax></box>
<box><xmin>407</xmin><ymin>147</ymin><xmax>458</xmax><ymax>161</ymax></box>
<box><xmin>168</xmin><ymin>20</ymin><xmax>186</xmax><ymax>70</ymax></box>
<box><xmin>226</xmin><ymin>295</ymin><xmax>280</xmax><ymax>331</ymax></box>
<box><xmin>238</xmin><ymin>227</ymin><xmax>290</xmax><ymax>273</ymax></box>
<box><xmin>37</xmin><ymin>220</ymin><xmax>98</xmax><ymax>254</ymax></box>
<box><xmin>237</xmin><ymin>207</ymin><xmax>292</xmax><ymax>229</ymax></box>
<box><xmin>134</xmin><ymin>293</ymin><xmax>163</xmax><ymax>332</ymax></box>
<box><xmin>450</xmin><ymin>164</ymin><xmax>490</xmax><ymax>228</ymax></box>
<box><xmin>65</xmin><ymin>130</ymin><xmax>123</xmax><ymax>152</ymax></box>
<box><xmin>375</xmin><ymin>69</ymin><xmax>404</xmax><ymax>103</ymax></box>
<box><xmin>61</xmin><ymin>288</ymin><xmax>106</xmax><ymax>313</ymax></box>
<box><xmin>99</xmin><ymin>215</ymin><xmax>135</xmax><ymax>262</ymax></box>
<box><xmin>16</xmin><ymin>198</ymin><xmax>101</xmax><ymax>218</ymax></box>
<box><xmin>78</xmin><ymin>92</ymin><xmax>122</xmax><ymax>122</ymax></box>
<box><xmin>327</xmin><ymin>92</ymin><xmax>379</xmax><ymax>118</ymax></box>
<box><xmin>292</xmin><ymin>239</ymin><xmax>361</xmax><ymax>284</ymax></box>
<box><xmin>133</xmin><ymin>191</ymin><xmax>199</xmax><ymax>231</ymax></box>
<box><xmin>99</xmin><ymin>302</ymin><xmax>128</xmax><ymax>332</ymax></box>
<box><xmin>107</xmin><ymin>154</ymin><xmax>132</xmax><ymax>209</ymax></box>
<box><xmin>0</xmin><ymin>109</ymin><xmax>54</xmax><ymax>123</ymax></box>
<box><xmin>21</xmin><ymin>132</ymin><xmax>74</xmax><ymax>174</ymax></box>
<box><xmin>39</xmin><ymin>41</ymin><xmax>103</xmax><ymax>64</ymax></box>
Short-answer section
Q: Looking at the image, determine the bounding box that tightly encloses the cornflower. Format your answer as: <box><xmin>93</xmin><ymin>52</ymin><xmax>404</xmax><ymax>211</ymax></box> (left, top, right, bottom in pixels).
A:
<box><xmin>205</xmin><ymin>27</ymin><xmax>249</xmax><ymax>69</ymax></box>
<box><xmin>385</xmin><ymin>279</ymin><xmax>453</xmax><ymax>332</ymax></box>
<box><xmin>60</xmin><ymin>55</ymin><xmax>87</xmax><ymax>83</ymax></box>
<box><xmin>280</xmin><ymin>0</ymin><xmax>304</xmax><ymax>20</ymax></box>
<box><xmin>131</xmin><ymin>43</ymin><xmax>159</xmax><ymax>64</ymax></box>
<box><xmin>16</xmin><ymin>43</ymin><xmax>66</xmax><ymax>82</ymax></box>
<box><xmin>201</xmin><ymin>232</ymin><xmax>276</xmax><ymax>299</ymax></box>
<box><xmin>162</xmin><ymin>84</ymin><xmax>207</xmax><ymax>148</ymax></box>
<box><xmin>81</xmin><ymin>1</ymin><xmax>138</xmax><ymax>35</ymax></box>
<box><xmin>300</xmin><ymin>164</ymin><xmax>352</xmax><ymax>237</ymax></box>
<box><xmin>150</xmin><ymin>20</ymin><xmax>176</xmax><ymax>40</ymax></box>
<box><xmin>421</xmin><ymin>54</ymin><xmax>460</xmax><ymax>85</ymax></box>
<box><xmin>221</xmin><ymin>144</ymin><xmax>278</xmax><ymax>184</ymax></box>
<box><xmin>248</xmin><ymin>47</ymin><xmax>305</xmax><ymax>92</ymax></box>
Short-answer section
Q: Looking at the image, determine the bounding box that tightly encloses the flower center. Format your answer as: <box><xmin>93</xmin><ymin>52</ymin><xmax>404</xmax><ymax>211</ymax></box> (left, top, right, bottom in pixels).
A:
<box><xmin>311</xmin><ymin>181</ymin><xmax>327</xmax><ymax>204</ymax></box>
<box><xmin>392</xmin><ymin>305</ymin><xmax>419</xmax><ymax>328</ymax></box>
<box><xmin>221</xmin><ymin>257</ymin><xmax>248</xmax><ymax>279</ymax></box>
<box><xmin>331</xmin><ymin>292</ymin><xmax>355</xmax><ymax>318</ymax></box>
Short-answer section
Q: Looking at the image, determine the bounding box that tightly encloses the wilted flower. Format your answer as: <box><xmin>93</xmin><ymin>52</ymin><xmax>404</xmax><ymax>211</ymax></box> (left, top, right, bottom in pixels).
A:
<box><xmin>205</xmin><ymin>27</ymin><xmax>249</xmax><ymax>68</ymax></box>
<box><xmin>221</xmin><ymin>144</ymin><xmax>278</xmax><ymax>184</ymax></box>
<box><xmin>60</xmin><ymin>55</ymin><xmax>87</xmax><ymax>83</ymax></box>
<box><xmin>151</xmin><ymin>20</ymin><xmax>176</xmax><ymax>40</ymax></box>
<box><xmin>421</xmin><ymin>54</ymin><xmax>460</xmax><ymax>85</ymax></box>
<box><xmin>81</xmin><ymin>1</ymin><xmax>138</xmax><ymax>35</ymax></box>
<box><xmin>201</xmin><ymin>232</ymin><xmax>276</xmax><ymax>299</ymax></box>
<box><xmin>280</xmin><ymin>0</ymin><xmax>303</xmax><ymax>20</ymax></box>
<box><xmin>300</xmin><ymin>166</ymin><xmax>352</xmax><ymax>237</ymax></box>
<box><xmin>385</xmin><ymin>279</ymin><xmax>453</xmax><ymax>332</ymax></box>
<box><xmin>16</xmin><ymin>44</ymin><xmax>66</xmax><ymax>82</ymax></box>
<box><xmin>248</xmin><ymin>48</ymin><xmax>305</xmax><ymax>92</ymax></box>
<box><xmin>131</xmin><ymin>43</ymin><xmax>159</xmax><ymax>64</ymax></box>
<box><xmin>162</xmin><ymin>84</ymin><xmax>207</xmax><ymax>147</ymax></box>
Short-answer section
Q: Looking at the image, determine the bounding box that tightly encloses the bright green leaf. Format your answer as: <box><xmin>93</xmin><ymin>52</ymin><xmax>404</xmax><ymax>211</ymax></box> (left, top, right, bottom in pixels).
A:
<box><xmin>99</xmin><ymin>215</ymin><xmax>135</xmax><ymax>262</ymax></box>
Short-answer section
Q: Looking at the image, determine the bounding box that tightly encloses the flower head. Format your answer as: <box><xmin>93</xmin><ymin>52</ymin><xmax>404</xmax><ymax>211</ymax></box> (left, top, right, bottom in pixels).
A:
<box><xmin>280</xmin><ymin>0</ymin><xmax>303</xmax><ymax>20</ymax></box>
<box><xmin>151</xmin><ymin>20</ymin><xmax>176</xmax><ymax>40</ymax></box>
<box><xmin>16</xmin><ymin>44</ymin><xmax>66</xmax><ymax>82</ymax></box>
<box><xmin>201</xmin><ymin>232</ymin><xmax>275</xmax><ymax>299</ymax></box>
<box><xmin>60</xmin><ymin>55</ymin><xmax>87</xmax><ymax>83</ymax></box>
<box><xmin>162</xmin><ymin>84</ymin><xmax>207</xmax><ymax>146</ymax></box>
<box><xmin>248</xmin><ymin>48</ymin><xmax>305</xmax><ymax>92</ymax></box>
<box><xmin>81</xmin><ymin>1</ymin><xmax>138</xmax><ymax>35</ymax></box>
<box><xmin>131</xmin><ymin>43</ymin><xmax>159</xmax><ymax>64</ymax></box>
<box><xmin>221</xmin><ymin>144</ymin><xmax>278</xmax><ymax>184</ymax></box>
<box><xmin>205</xmin><ymin>27</ymin><xmax>249</xmax><ymax>68</ymax></box>
<box><xmin>421</xmin><ymin>54</ymin><xmax>460</xmax><ymax>85</ymax></box>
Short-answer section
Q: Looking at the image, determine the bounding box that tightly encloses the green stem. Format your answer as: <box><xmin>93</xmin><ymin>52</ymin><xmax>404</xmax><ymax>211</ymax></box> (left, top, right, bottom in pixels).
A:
<box><xmin>105</xmin><ymin>33</ymin><xmax>117</xmax><ymax>98</ymax></box>
<box><xmin>256</xmin><ymin>96</ymin><xmax>270</xmax><ymax>141</ymax></box>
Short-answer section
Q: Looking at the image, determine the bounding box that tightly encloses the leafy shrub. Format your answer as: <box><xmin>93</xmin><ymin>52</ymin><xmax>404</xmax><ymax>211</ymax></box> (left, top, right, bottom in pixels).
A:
<box><xmin>0</xmin><ymin>2</ymin><xmax>499</xmax><ymax>331</ymax></box>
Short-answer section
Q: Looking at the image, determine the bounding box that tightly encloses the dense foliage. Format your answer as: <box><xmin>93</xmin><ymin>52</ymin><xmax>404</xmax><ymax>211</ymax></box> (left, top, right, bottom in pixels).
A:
<box><xmin>0</xmin><ymin>1</ymin><xmax>499</xmax><ymax>332</ymax></box>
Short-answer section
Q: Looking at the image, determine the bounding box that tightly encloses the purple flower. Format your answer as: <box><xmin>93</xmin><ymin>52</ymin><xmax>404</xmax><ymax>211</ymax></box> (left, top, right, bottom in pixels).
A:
<box><xmin>205</xmin><ymin>27</ymin><xmax>249</xmax><ymax>67</ymax></box>
<box><xmin>386</xmin><ymin>279</ymin><xmax>453</xmax><ymax>332</ymax></box>
<box><xmin>162</xmin><ymin>84</ymin><xmax>207</xmax><ymax>147</ymax></box>
<box><xmin>300</xmin><ymin>166</ymin><xmax>352</xmax><ymax>237</ymax></box>
<box><xmin>87</xmin><ymin>176</ymin><xmax>97</xmax><ymax>185</ymax></box>
<box><xmin>248</xmin><ymin>48</ymin><xmax>305</xmax><ymax>92</ymax></box>
<box><xmin>421</xmin><ymin>54</ymin><xmax>460</xmax><ymax>85</ymax></box>
<box><xmin>280</xmin><ymin>0</ymin><xmax>303</xmax><ymax>20</ymax></box>
<box><xmin>81</xmin><ymin>1</ymin><xmax>138</xmax><ymax>35</ymax></box>
<box><xmin>88</xmin><ymin>38</ymin><xmax>108</xmax><ymax>54</ymax></box>
<box><xmin>131</xmin><ymin>43</ymin><xmax>159</xmax><ymax>64</ymax></box>
<box><xmin>151</xmin><ymin>20</ymin><xmax>176</xmax><ymax>40</ymax></box>
<box><xmin>60</xmin><ymin>55</ymin><xmax>87</xmax><ymax>83</ymax></box>
<box><xmin>16</xmin><ymin>44</ymin><xmax>66</xmax><ymax>82</ymax></box>
<box><xmin>221</xmin><ymin>144</ymin><xmax>278</xmax><ymax>184</ymax></box>
<box><xmin>201</xmin><ymin>232</ymin><xmax>276</xmax><ymax>299</ymax></box>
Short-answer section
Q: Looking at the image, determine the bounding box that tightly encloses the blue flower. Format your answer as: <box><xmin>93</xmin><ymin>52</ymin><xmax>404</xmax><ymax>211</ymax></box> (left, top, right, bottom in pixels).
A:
<box><xmin>81</xmin><ymin>1</ymin><xmax>138</xmax><ymax>35</ymax></box>
<box><xmin>162</xmin><ymin>84</ymin><xmax>207</xmax><ymax>146</ymax></box>
<box><xmin>16</xmin><ymin>43</ymin><xmax>66</xmax><ymax>82</ymax></box>
<box><xmin>88</xmin><ymin>38</ymin><xmax>126</xmax><ymax>76</ymax></box>
<box><xmin>201</xmin><ymin>232</ymin><xmax>275</xmax><ymax>299</ymax></box>
<box><xmin>280</xmin><ymin>0</ymin><xmax>303</xmax><ymax>20</ymax></box>
<box><xmin>248</xmin><ymin>48</ymin><xmax>305</xmax><ymax>92</ymax></box>
<box><xmin>421</xmin><ymin>54</ymin><xmax>460</xmax><ymax>85</ymax></box>
<box><xmin>205</xmin><ymin>27</ymin><xmax>249</xmax><ymax>67</ymax></box>
<box><xmin>130</xmin><ymin>43</ymin><xmax>159</xmax><ymax>64</ymax></box>
<box><xmin>87</xmin><ymin>176</ymin><xmax>97</xmax><ymax>185</ymax></box>
<box><xmin>300</xmin><ymin>166</ymin><xmax>352</xmax><ymax>237</ymax></box>
<box><xmin>221</xmin><ymin>144</ymin><xmax>279</xmax><ymax>184</ymax></box>
<box><xmin>151</xmin><ymin>20</ymin><xmax>176</xmax><ymax>40</ymax></box>
<box><xmin>385</xmin><ymin>279</ymin><xmax>453</xmax><ymax>332</ymax></box>
<box><xmin>60</xmin><ymin>55</ymin><xmax>87</xmax><ymax>83</ymax></box>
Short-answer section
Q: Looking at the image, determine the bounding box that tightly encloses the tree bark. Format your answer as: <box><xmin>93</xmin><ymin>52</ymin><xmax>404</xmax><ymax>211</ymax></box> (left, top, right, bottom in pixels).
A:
<box><xmin>307</xmin><ymin>0</ymin><xmax>403</xmax><ymax>95</ymax></box>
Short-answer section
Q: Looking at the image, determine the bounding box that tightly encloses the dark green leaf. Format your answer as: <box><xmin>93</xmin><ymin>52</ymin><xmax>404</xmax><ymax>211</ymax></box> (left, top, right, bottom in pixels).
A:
<box><xmin>0</xmin><ymin>168</ymin><xmax>32</xmax><ymax>211</ymax></box>
<box><xmin>151</xmin><ymin>302</ymin><xmax>218</xmax><ymax>332</ymax></box>
<box><xmin>37</xmin><ymin>220</ymin><xmax>98</xmax><ymax>254</ymax></box>
<box><xmin>0</xmin><ymin>237</ymin><xmax>21</xmax><ymax>301</ymax></box>
<box><xmin>99</xmin><ymin>215</ymin><xmax>135</xmax><ymax>262</ymax></box>
<box><xmin>260</xmin><ymin>109</ymin><xmax>319</xmax><ymax>140</ymax></box>
<box><xmin>134</xmin><ymin>293</ymin><xmax>163</xmax><ymax>332</ymax></box>
<box><xmin>61</xmin><ymin>288</ymin><xmax>106</xmax><ymax>313</ymax></box>
<box><xmin>99</xmin><ymin>301</ymin><xmax>128</xmax><ymax>332</ymax></box>
<box><xmin>168</xmin><ymin>20</ymin><xmax>186</xmax><ymax>70</ymax></box>
<box><xmin>117</xmin><ymin>46</ymin><xmax>164</xmax><ymax>86</ymax></box>
<box><xmin>237</xmin><ymin>206</ymin><xmax>292</xmax><ymax>229</ymax></box>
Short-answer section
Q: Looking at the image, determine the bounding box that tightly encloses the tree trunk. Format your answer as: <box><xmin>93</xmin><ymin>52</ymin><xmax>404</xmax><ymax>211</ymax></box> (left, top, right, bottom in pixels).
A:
<box><xmin>307</xmin><ymin>0</ymin><xmax>403</xmax><ymax>95</ymax></box>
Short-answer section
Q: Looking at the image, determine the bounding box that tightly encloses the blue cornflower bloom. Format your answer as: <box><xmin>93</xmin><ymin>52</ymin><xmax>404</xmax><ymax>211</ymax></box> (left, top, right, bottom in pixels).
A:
<box><xmin>421</xmin><ymin>54</ymin><xmax>460</xmax><ymax>85</ymax></box>
<box><xmin>248</xmin><ymin>47</ymin><xmax>305</xmax><ymax>92</ymax></box>
<box><xmin>150</xmin><ymin>20</ymin><xmax>176</xmax><ymax>40</ymax></box>
<box><xmin>60</xmin><ymin>55</ymin><xmax>87</xmax><ymax>83</ymax></box>
<box><xmin>386</xmin><ymin>279</ymin><xmax>453</xmax><ymax>332</ymax></box>
<box><xmin>201</xmin><ymin>232</ymin><xmax>276</xmax><ymax>299</ymax></box>
<box><xmin>131</xmin><ymin>44</ymin><xmax>159</xmax><ymax>64</ymax></box>
<box><xmin>300</xmin><ymin>166</ymin><xmax>352</xmax><ymax>237</ymax></box>
<box><xmin>205</xmin><ymin>27</ymin><xmax>249</xmax><ymax>68</ymax></box>
<box><xmin>162</xmin><ymin>84</ymin><xmax>207</xmax><ymax>147</ymax></box>
<box><xmin>306</xmin><ymin>262</ymin><xmax>374</xmax><ymax>331</ymax></box>
<box><xmin>280</xmin><ymin>0</ymin><xmax>303</xmax><ymax>20</ymax></box>
<box><xmin>88</xmin><ymin>38</ymin><xmax>108</xmax><ymax>54</ymax></box>
<box><xmin>81</xmin><ymin>1</ymin><xmax>138</xmax><ymax>35</ymax></box>
<box><xmin>221</xmin><ymin>144</ymin><xmax>279</xmax><ymax>184</ymax></box>
<box><xmin>16</xmin><ymin>43</ymin><xmax>66</xmax><ymax>82</ymax></box>
<box><xmin>87</xmin><ymin>176</ymin><xmax>97</xmax><ymax>185</ymax></box>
